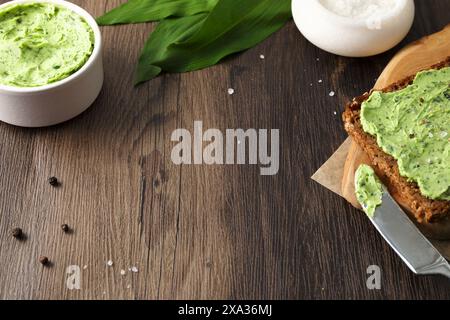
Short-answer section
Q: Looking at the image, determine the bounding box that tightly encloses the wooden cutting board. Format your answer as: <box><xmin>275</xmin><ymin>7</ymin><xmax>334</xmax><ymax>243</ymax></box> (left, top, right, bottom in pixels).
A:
<box><xmin>341</xmin><ymin>24</ymin><xmax>450</xmax><ymax>257</ymax></box>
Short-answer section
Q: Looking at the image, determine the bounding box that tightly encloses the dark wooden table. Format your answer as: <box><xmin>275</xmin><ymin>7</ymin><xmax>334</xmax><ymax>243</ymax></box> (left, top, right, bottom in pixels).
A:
<box><xmin>0</xmin><ymin>0</ymin><xmax>449</xmax><ymax>300</ymax></box>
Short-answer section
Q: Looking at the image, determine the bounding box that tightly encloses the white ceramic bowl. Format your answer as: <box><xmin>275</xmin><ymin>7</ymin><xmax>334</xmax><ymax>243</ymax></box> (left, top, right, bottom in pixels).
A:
<box><xmin>292</xmin><ymin>0</ymin><xmax>415</xmax><ymax>57</ymax></box>
<box><xmin>0</xmin><ymin>0</ymin><xmax>103</xmax><ymax>127</ymax></box>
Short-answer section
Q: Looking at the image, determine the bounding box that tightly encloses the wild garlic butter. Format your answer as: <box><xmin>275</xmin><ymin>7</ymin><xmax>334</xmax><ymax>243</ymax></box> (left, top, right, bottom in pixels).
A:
<box><xmin>361</xmin><ymin>67</ymin><xmax>450</xmax><ymax>201</ymax></box>
<box><xmin>0</xmin><ymin>3</ymin><xmax>94</xmax><ymax>87</ymax></box>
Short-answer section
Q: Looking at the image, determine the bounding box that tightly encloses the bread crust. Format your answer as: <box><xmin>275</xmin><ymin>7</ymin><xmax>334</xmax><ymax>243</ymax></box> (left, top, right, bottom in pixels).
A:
<box><xmin>343</xmin><ymin>57</ymin><xmax>450</xmax><ymax>227</ymax></box>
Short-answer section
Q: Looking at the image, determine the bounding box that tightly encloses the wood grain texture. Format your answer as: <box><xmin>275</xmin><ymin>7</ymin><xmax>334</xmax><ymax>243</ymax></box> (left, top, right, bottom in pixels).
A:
<box><xmin>0</xmin><ymin>0</ymin><xmax>450</xmax><ymax>300</ymax></box>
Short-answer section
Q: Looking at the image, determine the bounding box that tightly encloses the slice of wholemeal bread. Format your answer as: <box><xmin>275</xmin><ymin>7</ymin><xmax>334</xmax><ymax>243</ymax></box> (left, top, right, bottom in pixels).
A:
<box><xmin>343</xmin><ymin>57</ymin><xmax>450</xmax><ymax>227</ymax></box>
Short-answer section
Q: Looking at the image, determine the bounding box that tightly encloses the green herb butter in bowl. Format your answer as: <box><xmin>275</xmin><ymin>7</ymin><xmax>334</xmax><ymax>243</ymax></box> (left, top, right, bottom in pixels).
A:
<box><xmin>0</xmin><ymin>0</ymin><xmax>103</xmax><ymax>127</ymax></box>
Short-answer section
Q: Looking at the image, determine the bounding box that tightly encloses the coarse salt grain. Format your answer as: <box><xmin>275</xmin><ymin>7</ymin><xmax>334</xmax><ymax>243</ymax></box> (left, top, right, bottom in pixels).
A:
<box><xmin>120</xmin><ymin>269</ymin><xmax>126</xmax><ymax>276</ymax></box>
<box><xmin>107</xmin><ymin>260</ymin><xmax>113</xmax><ymax>267</ymax></box>
<box><xmin>329</xmin><ymin>91</ymin><xmax>335</xmax><ymax>97</ymax></box>
<box><xmin>259</xmin><ymin>54</ymin><xmax>265</xmax><ymax>59</ymax></box>
<box><xmin>228</xmin><ymin>88</ymin><xmax>235</xmax><ymax>95</ymax></box>
<box><xmin>319</xmin><ymin>0</ymin><xmax>397</xmax><ymax>19</ymax></box>
<box><xmin>131</xmin><ymin>266</ymin><xmax>139</xmax><ymax>273</ymax></box>
<box><xmin>83</xmin><ymin>265</ymin><xmax>88</xmax><ymax>270</ymax></box>
<box><xmin>318</xmin><ymin>79</ymin><xmax>323</xmax><ymax>83</ymax></box>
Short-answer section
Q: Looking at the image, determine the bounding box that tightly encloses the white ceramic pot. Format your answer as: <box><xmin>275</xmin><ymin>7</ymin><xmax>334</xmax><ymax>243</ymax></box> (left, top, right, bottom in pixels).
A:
<box><xmin>292</xmin><ymin>0</ymin><xmax>415</xmax><ymax>57</ymax></box>
<box><xmin>0</xmin><ymin>0</ymin><xmax>103</xmax><ymax>127</ymax></box>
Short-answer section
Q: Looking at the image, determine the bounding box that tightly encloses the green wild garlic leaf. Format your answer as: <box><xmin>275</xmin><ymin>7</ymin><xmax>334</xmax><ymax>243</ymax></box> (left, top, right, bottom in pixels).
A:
<box><xmin>135</xmin><ymin>13</ymin><xmax>209</xmax><ymax>82</ymax></box>
<box><xmin>97</xmin><ymin>0</ymin><xmax>218</xmax><ymax>25</ymax></box>
<box><xmin>134</xmin><ymin>0</ymin><xmax>292</xmax><ymax>84</ymax></box>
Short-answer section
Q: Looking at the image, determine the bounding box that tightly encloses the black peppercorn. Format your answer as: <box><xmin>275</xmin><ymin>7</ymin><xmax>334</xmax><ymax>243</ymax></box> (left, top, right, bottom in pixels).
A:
<box><xmin>48</xmin><ymin>177</ymin><xmax>59</xmax><ymax>187</ymax></box>
<box><xmin>39</xmin><ymin>256</ymin><xmax>49</xmax><ymax>266</ymax></box>
<box><xmin>61</xmin><ymin>224</ymin><xmax>69</xmax><ymax>233</ymax></box>
<box><xmin>12</xmin><ymin>227</ymin><xmax>23</xmax><ymax>239</ymax></box>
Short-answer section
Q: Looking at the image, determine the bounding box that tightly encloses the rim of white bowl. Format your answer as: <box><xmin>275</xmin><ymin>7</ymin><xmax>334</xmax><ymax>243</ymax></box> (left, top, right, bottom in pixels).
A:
<box><xmin>0</xmin><ymin>0</ymin><xmax>102</xmax><ymax>93</ymax></box>
<box><xmin>310</xmin><ymin>0</ymin><xmax>411</xmax><ymax>28</ymax></box>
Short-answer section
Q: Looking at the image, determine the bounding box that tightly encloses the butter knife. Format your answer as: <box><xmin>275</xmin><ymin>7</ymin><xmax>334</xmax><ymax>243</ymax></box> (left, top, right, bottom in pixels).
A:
<box><xmin>369</xmin><ymin>189</ymin><xmax>450</xmax><ymax>278</ymax></box>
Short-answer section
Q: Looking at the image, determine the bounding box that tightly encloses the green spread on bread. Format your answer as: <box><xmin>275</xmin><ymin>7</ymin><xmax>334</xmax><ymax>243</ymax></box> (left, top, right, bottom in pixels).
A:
<box><xmin>361</xmin><ymin>67</ymin><xmax>450</xmax><ymax>201</ymax></box>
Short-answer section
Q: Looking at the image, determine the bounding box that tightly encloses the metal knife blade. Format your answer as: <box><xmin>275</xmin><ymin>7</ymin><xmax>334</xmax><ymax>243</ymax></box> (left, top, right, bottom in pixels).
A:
<box><xmin>369</xmin><ymin>190</ymin><xmax>450</xmax><ymax>278</ymax></box>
